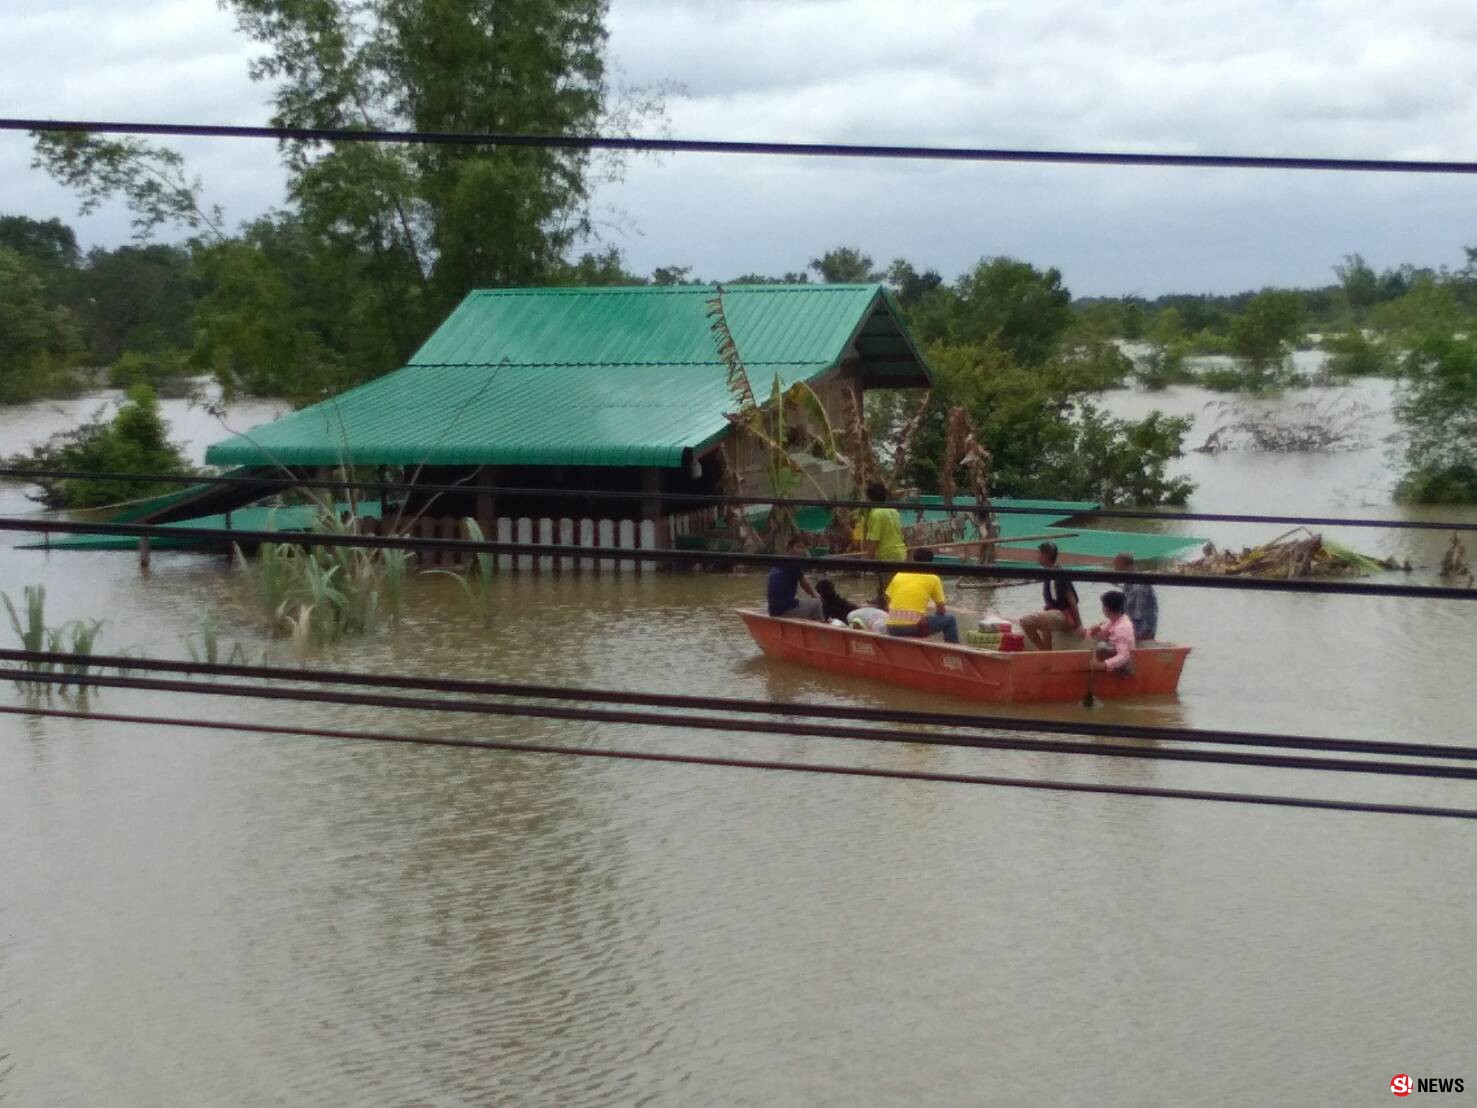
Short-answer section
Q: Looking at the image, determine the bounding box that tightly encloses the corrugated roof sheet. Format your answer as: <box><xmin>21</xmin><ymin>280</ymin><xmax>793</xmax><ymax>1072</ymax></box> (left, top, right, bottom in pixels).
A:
<box><xmin>206</xmin><ymin>284</ymin><xmax>930</xmax><ymax>469</ymax></box>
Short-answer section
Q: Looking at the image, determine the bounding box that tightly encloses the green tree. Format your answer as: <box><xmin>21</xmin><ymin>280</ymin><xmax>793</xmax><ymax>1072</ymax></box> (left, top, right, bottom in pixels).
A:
<box><xmin>0</xmin><ymin>215</ymin><xmax>80</xmax><ymax>269</ymax></box>
<box><xmin>1120</xmin><ymin>301</ymin><xmax>1146</xmax><ymax>340</ymax></box>
<box><xmin>809</xmin><ymin>246</ymin><xmax>880</xmax><ymax>284</ymax></box>
<box><xmin>223</xmin><ymin>0</ymin><xmax>654</xmax><ymax>346</ymax></box>
<box><xmin>650</xmin><ymin>264</ymin><xmax>695</xmax><ymax>286</ymax></box>
<box><xmin>556</xmin><ymin>246</ymin><xmax>645</xmax><ymax>286</ymax></box>
<box><xmin>77</xmin><ymin>244</ymin><xmax>196</xmax><ymax>362</ymax></box>
<box><xmin>0</xmin><ymin>215</ymin><xmax>85</xmax><ymax>319</ymax></box>
<box><xmin>7</xmin><ymin>383</ymin><xmax>193</xmax><ymax>508</ymax></box>
<box><xmin>191</xmin><ymin>231</ymin><xmax>350</xmax><ymax>403</ymax></box>
<box><xmin>31</xmin><ymin>131</ymin><xmax>226</xmax><ymax>242</ymax></box>
<box><xmin>897</xmin><ymin>340</ymin><xmax>1193</xmax><ymax>504</ymax></box>
<box><xmin>1367</xmin><ymin>276</ymin><xmax>1463</xmax><ymax>339</ymax></box>
<box><xmin>725</xmin><ymin>271</ymin><xmax>810</xmax><ymax>285</ymax></box>
<box><xmin>1229</xmin><ymin>289</ymin><xmax>1305</xmax><ymax>372</ymax></box>
<box><xmin>1394</xmin><ymin>334</ymin><xmax>1477</xmax><ymax>503</ymax></box>
<box><xmin>0</xmin><ymin>247</ymin><xmax>84</xmax><ymax>402</ymax></box>
<box><xmin>886</xmin><ymin>259</ymin><xmax>943</xmax><ymax>307</ymax></box>
<box><xmin>31</xmin><ymin>1</ymin><xmax>661</xmax><ymax>395</ymax></box>
<box><xmin>1334</xmin><ymin>253</ymin><xmax>1380</xmax><ymax>312</ymax></box>
<box><xmin>911</xmin><ymin>258</ymin><xmax>1074</xmax><ymax>367</ymax></box>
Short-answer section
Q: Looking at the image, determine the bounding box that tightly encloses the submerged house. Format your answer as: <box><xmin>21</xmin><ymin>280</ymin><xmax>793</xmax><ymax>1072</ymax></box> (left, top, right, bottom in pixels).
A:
<box><xmin>140</xmin><ymin>284</ymin><xmax>932</xmax><ymax>548</ymax></box>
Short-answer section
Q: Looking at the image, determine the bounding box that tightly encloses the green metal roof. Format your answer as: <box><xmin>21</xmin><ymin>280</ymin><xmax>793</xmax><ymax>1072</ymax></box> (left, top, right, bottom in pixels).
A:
<box><xmin>206</xmin><ymin>284</ymin><xmax>931</xmax><ymax>469</ymax></box>
<box><xmin>996</xmin><ymin>526</ymin><xmax>1205</xmax><ymax>565</ymax></box>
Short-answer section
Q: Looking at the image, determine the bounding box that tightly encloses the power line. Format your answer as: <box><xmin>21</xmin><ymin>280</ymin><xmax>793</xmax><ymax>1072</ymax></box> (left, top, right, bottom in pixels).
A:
<box><xmin>7</xmin><ymin>648</ymin><xmax>1474</xmax><ymax>763</ymax></box>
<box><xmin>3</xmin><ymin>465</ymin><xmax>1473</xmax><ymax>533</ymax></box>
<box><xmin>4</xmin><ymin>667</ymin><xmax>1475</xmax><ymax>783</ymax></box>
<box><xmin>5</xmin><ymin>702</ymin><xmax>1474</xmax><ymax>822</ymax></box>
<box><xmin>4</xmin><ymin>514</ymin><xmax>1473</xmax><ymax>599</ymax></box>
<box><xmin>8</xmin><ymin>118</ymin><xmax>1477</xmax><ymax>176</ymax></box>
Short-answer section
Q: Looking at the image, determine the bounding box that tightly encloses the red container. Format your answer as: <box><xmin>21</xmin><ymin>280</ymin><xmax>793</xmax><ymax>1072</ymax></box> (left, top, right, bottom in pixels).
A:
<box><xmin>998</xmin><ymin>632</ymin><xmax>1026</xmax><ymax>652</ymax></box>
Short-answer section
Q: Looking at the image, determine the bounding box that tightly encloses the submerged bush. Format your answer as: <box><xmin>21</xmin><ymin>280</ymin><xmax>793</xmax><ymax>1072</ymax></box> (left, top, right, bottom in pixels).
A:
<box><xmin>1132</xmin><ymin>341</ymin><xmax>1197</xmax><ymax>390</ymax></box>
<box><xmin>1195</xmin><ymin>359</ymin><xmax>1305</xmax><ymax>392</ymax></box>
<box><xmin>8</xmin><ymin>383</ymin><xmax>193</xmax><ymax>508</ymax></box>
<box><xmin>107</xmin><ymin>350</ymin><xmax>197</xmax><ymax>397</ymax></box>
<box><xmin>1394</xmin><ymin>334</ymin><xmax>1477</xmax><ymax>504</ymax></box>
<box><xmin>1322</xmin><ymin>330</ymin><xmax>1399</xmax><ymax>379</ymax></box>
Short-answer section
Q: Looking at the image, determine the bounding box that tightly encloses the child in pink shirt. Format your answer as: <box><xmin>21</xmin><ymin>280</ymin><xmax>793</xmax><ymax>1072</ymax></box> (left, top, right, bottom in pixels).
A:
<box><xmin>1084</xmin><ymin>590</ymin><xmax>1137</xmax><ymax>674</ymax></box>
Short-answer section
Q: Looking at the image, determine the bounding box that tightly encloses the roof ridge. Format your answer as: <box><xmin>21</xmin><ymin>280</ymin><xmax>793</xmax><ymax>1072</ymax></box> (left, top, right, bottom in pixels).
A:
<box><xmin>462</xmin><ymin>283</ymin><xmax>883</xmax><ymax>296</ymax></box>
<box><xmin>405</xmin><ymin>359</ymin><xmax>835</xmax><ymax>368</ymax></box>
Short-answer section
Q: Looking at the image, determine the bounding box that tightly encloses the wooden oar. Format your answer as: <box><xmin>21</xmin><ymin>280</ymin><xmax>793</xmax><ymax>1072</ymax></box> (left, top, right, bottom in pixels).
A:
<box><xmin>1082</xmin><ymin>651</ymin><xmax>1099</xmax><ymax>708</ymax></box>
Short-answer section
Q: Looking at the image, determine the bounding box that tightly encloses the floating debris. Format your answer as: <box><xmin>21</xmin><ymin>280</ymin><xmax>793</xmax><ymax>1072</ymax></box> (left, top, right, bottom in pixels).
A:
<box><xmin>1180</xmin><ymin>528</ymin><xmax>1409</xmax><ymax>578</ymax></box>
<box><xmin>1440</xmin><ymin>533</ymin><xmax>1474</xmax><ymax>587</ymax></box>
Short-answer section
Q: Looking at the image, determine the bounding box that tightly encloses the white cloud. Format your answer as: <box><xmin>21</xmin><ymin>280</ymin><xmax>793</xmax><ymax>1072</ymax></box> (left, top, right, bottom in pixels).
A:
<box><xmin>4</xmin><ymin>0</ymin><xmax>1477</xmax><ymax>293</ymax></box>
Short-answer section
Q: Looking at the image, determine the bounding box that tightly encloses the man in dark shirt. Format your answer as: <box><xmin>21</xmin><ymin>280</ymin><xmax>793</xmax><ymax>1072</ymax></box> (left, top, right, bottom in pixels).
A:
<box><xmin>1017</xmin><ymin>541</ymin><xmax>1080</xmax><ymax>651</ymax></box>
<box><xmin>767</xmin><ymin>534</ymin><xmax>822</xmax><ymax>619</ymax></box>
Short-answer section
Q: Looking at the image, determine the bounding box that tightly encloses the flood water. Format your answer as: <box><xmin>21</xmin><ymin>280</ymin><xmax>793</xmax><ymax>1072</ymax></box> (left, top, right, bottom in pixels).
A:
<box><xmin>1</xmin><ymin>380</ymin><xmax>1474</xmax><ymax>1105</ymax></box>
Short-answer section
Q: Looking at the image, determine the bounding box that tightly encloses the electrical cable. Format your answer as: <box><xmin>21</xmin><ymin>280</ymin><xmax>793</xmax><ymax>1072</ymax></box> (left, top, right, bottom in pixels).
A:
<box><xmin>3</xmin><ymin>514</ymin><xmax>1473</xmax><ymax>599</ymax></box>
<box><xmin>5</xmin><ymin>647</ymin><xmax>1473</xmax><ymax>763</ymax></box>
<box><xmin>4</xmin><ymin>701</ymin><xmax>1474</xmax><ymax>822</ymax></box>
<box><xmin>2</xmin><ymin>465</ymin><xmax>1473</xmax><ymax>533</ymax></box>
<box><xmin>7</xmin><ymin>118</ymin><xmax>1477</xmax><ymax>176</ymax></box>
<box><xmin>3</xmin><ymin>667</ymin><xmax>1475</xmax><ymax>782</ymax></box>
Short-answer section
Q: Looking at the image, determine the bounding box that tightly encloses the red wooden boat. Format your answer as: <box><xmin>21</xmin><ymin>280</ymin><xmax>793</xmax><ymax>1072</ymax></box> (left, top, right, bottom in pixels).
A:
<box><xmin>737</xmin><ymin>608</ymin><xmax>1190</xmax><ymax>704</ymax></box>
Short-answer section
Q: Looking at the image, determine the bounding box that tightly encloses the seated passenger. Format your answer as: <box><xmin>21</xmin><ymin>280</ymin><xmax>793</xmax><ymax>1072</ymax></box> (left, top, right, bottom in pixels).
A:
<box><xmin>815</xmin><ymin>579</ymin><xmax>859</xmax><ymax>623</ymax></box>
<box><xmin>846</xmin><ymin>606</ymin><xmax>889</xmax><ymax>633</ymax></box>
<box><xmin>1113</xmin><ymin>552</ymin><xmax>1159</xmax><ymax>643</ymax></box>
<box><xmin>767</xmin><ymin>535</ymin><xmax>822</xmax><ymax>620</ymax></box>
<box><xmin>884</xmin><ymin>548</ymin><xmax>960</xmax><ymax>643</ymax></box>
<box><xmin>1017</xmin><ymin>541</ymin><xmax>1080</xmax><ymax>651</ymax></box>
<box><xmin>1084</xmin><ymin>589</ymin><xmax>1136</xmax><ymax>675</ymax></box>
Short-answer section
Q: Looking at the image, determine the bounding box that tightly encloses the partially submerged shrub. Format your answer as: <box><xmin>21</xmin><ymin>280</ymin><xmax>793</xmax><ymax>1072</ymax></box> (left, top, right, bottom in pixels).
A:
<box><xmin>1197</xmin><ymin>394</ymin><xmax>1373</xmax><ymax>453</ymax></box>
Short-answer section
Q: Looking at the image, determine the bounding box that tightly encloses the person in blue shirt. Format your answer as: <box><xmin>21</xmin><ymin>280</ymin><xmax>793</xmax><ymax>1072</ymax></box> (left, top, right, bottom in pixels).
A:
<box><xmin>767</xmin><ymin>534</ymin><xmax>822</xmax><ymax>619</ymax></box>
<box><xmin>1113</xmin><ymin>552</ymin><xmax>1159</xmax><ymax>642</ymax></box>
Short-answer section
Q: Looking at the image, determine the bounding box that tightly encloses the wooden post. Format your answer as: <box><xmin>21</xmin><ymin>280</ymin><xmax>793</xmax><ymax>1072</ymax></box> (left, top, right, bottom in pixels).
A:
<box><xmin>516</xmin><ymin>517</ymin><xmax>533</xmax><ymax>572</ymax></box>
<box><xmin>496</xmin><ymin>517</ymin><xmax>513</xmax><ymax>572</ymax></box>
<box><xmin>557</xmin><ymin>518</ymin><xmax>574</xmax><ymax>572</ymax></box>
<box><xmin>579</xmin><ymin>519</ymin><xmax>596</xmax><ymax>573</ymax></box>
<box><xmin>597</xmin><ymin>519</ymin><xmax>616</xmax><ymax>574</ymax></box>
<box><xmin>640</xmin><ymin>468</ymin><xmax>662</xmax><ymax>523</ymax></box>
<box><xmin>618</xmin><ymin>519</ymin><xmax>636</xmax><ymax>575</ymax></box>
<box><xmin>537</xmin><ymin>518</ymin><xmax>554</xmax><ymax>572</ymax></box>
<box><xmin>138</xmin><ymin>535</ymin><xmax>151</xmax><ymax>572</ymax></box>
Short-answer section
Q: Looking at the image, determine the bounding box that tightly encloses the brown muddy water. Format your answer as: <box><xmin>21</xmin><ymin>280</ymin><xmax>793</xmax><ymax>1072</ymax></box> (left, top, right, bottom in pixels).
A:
<box><xmin>0</xmin><ymin>381</ymin><xmax>1474</xmax><ymax>1105</ymax></box>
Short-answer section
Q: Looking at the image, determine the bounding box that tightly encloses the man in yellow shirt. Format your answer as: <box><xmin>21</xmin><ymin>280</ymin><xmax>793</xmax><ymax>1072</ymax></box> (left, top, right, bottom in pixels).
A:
<box><xmin>856</xmin><ymin>481</ymin><xmax>909</xmax><ymax>564</ymax></box>
<box><xmin>884</xmin><ymin>548</ymin><xmax>960</xmax><ymax>643</ymax></box>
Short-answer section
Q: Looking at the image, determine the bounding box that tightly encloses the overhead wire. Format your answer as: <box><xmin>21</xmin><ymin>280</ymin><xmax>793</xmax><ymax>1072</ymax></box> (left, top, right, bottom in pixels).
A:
<box><xmin>5</xmin><ymin>648</ymin><xmax>1474</xmax><ymax>763</ymax></box>
<box><xmin>3</xmin><ymin>514</ymin><xmax>1474</xmax><ymax>599</ymax></box>
<box><xmin>3</xmin><ymin>666</ymin><xmax>1476</xmax><ymax>783</ymax></box>
<box><xmin>5</xmin><ymin>701</ymin><xmax>1474</xmax><ymax>822</ymax></box>
<box><xmin>2</xmin><ymin>465</ymin><xmax>1474</xmax><ymax>533</ymax></box>
<box><xmin>7</xmin><ymin>118</ymin><xmax>1477</xmax><ymax>176</ymax></box>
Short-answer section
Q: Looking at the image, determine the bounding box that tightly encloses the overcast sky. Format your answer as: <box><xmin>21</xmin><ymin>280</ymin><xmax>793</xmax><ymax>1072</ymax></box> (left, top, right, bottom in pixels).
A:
<box><xmin>4</xmin><ymin>0</ymin><xmax>1477</xmax><ymax>295</ymax></box>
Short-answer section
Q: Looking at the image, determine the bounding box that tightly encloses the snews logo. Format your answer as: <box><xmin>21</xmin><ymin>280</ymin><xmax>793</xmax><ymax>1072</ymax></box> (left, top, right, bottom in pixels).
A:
<box><xmin>1392</xmin><ymin>1074</ymin><xmax>1466</xmax><ymax>1096</ymax></box>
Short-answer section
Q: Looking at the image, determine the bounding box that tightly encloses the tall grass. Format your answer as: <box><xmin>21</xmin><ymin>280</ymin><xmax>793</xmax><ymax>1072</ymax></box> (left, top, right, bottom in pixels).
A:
<box><xmin>185</xmin><ymin>612</ymin><xmax>254</xmax><ymax>666</ymax></box>
<box><xmin>423</xmin><ymin>518</ymin><xmax>494</xmax><ymax>625</ymax></box>
<box><xmin>235</xmin><ymin>509</ymin><xmax>414</xmax><ymax>650</ymax></box>
<box><xmin>2</xmin><ymin>584</ymin><xmax>107</xmax><ymax>694</ymax></box>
